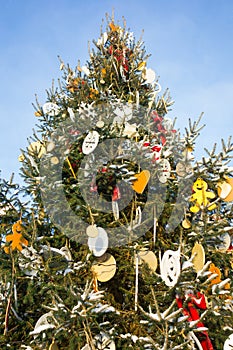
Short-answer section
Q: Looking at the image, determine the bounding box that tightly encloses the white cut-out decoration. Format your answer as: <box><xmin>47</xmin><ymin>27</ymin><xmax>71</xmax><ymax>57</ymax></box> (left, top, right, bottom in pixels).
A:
<box><xmin>216</xmin><ymin>232</ymin><xmax>231</xmax><ymax>252</ymax></box>
<box><xmin>113</xmin><ymin>104</ymin><xmax>133</xmax><ymax>124</ymax></box>
<box><xmin>42</xmin><ymin>102</ymin><xmax>60</xmax><ymax>116</ymax></box>
<box><xmin>224</xmin><ymin>334</ymin><xmax>233</xmax><ymax>350</ymax></box>
<box><xmin>82</xmin><ymin>131</ymin><xmax>100</xmax><ymax>155</ymax></box>
<box><xmin>94</xmin><ymin>332</ymin><xmax>116</xmax><ymax>350</ymax></box>
<box><xmin>30</xmin><ymin>312</ymin><xmax>55</xmax><ymax>336</ymax></box>
<box><xmin>160</xmin><ymin>249</ymin><xmax>180</xmax><ymax>287</ymax></box>
<box><xmin>88</xmin><ymin>227</ymin><xmax>109</xmax><ymax>257</ymax></box>
<box><xmin>122</xmin><ymin>122</ymin><xmax>139</xmax><ymax>138</ymax></box>
<box><xmin>157</xmin><ymin>159</ymin><xmax>171</xmax><ymax>183</ymax></box>
<box><xmin>67</xmin><ymin>107</ymin><xmax>75</xmax><ymax>121</ymax></box>
<box><xmin>82</xmin><ymin>66</ymin><xmax>90</xmax><ymax>76</ymax></box>
<box><xmin>97</xmin><ymin>32</ymin><xmax>108</xmax><ymax>46</ymax></box>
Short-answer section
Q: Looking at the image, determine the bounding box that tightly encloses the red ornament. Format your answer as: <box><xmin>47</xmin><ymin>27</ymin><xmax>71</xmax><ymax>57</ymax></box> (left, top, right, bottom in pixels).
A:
<box><xmin>176</xmin><ymin>292</ymin><xmax>214</xmax><ymax>350</ymax></box>
<box><xmin>112</xmin><ymin>186</ymin><xmax>121</xmax><ymax>201</ymax></box>
<box><xmin>151</xmin><ymin>111</ymin><xmax>176</xmax><ymax>146</ymax></box>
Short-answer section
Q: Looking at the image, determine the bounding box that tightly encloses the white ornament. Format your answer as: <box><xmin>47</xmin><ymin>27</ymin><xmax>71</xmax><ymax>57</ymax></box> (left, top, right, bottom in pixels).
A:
<box><xmin>88</xmin><ymin>227</ymin><xmax>109</xmax><ymax>257</ymax></box>
<box><xmin>216</xmin><ymin>232</ymin><xmax>231</xmax><ymax>252</ymax></box>
<box><xmin>30</xmin><ymin>312</ymin><xmax>55</xmax><ymax>336</ymax></box>
<box><xmin>122</xmin><ymin>123</ymin><xmax>139</xmax><ymax>138</ymax></box>
<box><xmin>224</xmin><ymin>334</ymin><xmax>233</xmax><ymax>350</ymax></box>
<box><xmin>142</xmin><ymin>68</ymin><xmax>156</xmax><ymax>84</ymax></box>
<box><xmin>81</xmin><ymin>346</ymin><xmax>90</xmax><ymax>350</ymax></box>
<box><xmin>113</xmin><ymin>104</ymin><xmax>133</xmax><ymax>124</ymax></box>
<box><xmin>67</xmin><ymin>107</ymin><xmax>75</xmax><ymax>121</ymax></box>
<box><xmin>97</xmin><ymin>32</ymin><xmax>108</xmax><ymax>46</ymax></box>
<box><xmin>94</xmin><ymin>332</ymin><xmax>116</xmax><ymax>350</ymax></box>
<box><xmin>82</xmin><ymin>66</ymin><xmax>90</xmax><ymax>76</ymax></box>
<box><xmin>112</xmin><ymin>201</ymin><xmax>119</xmax><ymax>220</ymax></box>
<box><xmin>82</xmin><ymin>131</ymin><xmax>99</xmax><ymax>155</ymax></box>
<box><xmin>157</xmin><ymin>159</ymin><xmax>171</xmax><ymax>183</ymax></box>
<box><xmin>160</xmin><ymin>249</ymin><xmax>180</xmax><ymax>287</ymax></box>
<box><xmin>42</xmin><ymin>102</ymin><xmax>60</xmax><ymax>116</ymax></box>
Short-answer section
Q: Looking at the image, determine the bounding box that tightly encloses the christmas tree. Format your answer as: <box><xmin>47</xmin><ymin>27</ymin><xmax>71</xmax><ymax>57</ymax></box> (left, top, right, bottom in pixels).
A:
<box><xmin>1</xmin><ymin>14</ymin><xmax>233</xmax><ymax>350</ymax></box>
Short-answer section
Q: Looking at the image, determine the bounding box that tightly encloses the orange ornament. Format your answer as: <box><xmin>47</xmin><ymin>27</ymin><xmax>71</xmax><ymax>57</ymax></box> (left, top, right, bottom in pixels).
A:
<box><xmin>132</xmin><ymin>170</ymin><xmax>150</xmax><ymax>194</ymax></box>
<box><xmin>4</xmin><ymin>220</ymin><xmax>28</xmax><ymax>254</ymax></box>
<box><xmin>209</xmin><ymin>263</ymin><xmax>221</xmax><ymax>285</ymax></box>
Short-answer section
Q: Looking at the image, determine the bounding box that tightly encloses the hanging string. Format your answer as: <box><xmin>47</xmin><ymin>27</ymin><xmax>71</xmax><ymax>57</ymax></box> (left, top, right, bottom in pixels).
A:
<box><xmin>135</xmin><ymin>252</ymin><xmax>139</xmax><ymax>311</ymax></box>
<box><xmin>153</xmin><ymin>205</ymin><xmax>157</xmax><ymax>245</ymax></box>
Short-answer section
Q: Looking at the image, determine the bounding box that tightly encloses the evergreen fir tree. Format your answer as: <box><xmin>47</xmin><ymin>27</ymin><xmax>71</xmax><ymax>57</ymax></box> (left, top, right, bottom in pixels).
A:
<box><xmin>0</xmin><ymin>14</ymin><xmax>233</xmax><ymax>350</ymax></box>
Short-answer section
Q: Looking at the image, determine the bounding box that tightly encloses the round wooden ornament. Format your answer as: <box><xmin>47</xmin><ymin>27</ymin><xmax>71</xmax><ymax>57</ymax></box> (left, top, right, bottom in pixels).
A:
<box><xmin>92</xmin><ymin>253</ymin><xmax>117</xmax><ymax>282</ymax></box>
<box><xmin>182</xmin><ymin>218</ymin><xmax>191</xmax><ymax>229</ymax></box>
<box><xmin>136</xmin><ymin>250</ymin><xmax>158</xmax><ymax>272</ymax></box>
<box><xmin>86</xmin><ymin>224</ymin><xmax>99</xmax><ymax>238</ymax></box>
<box><xmin>191</xmin><ymin>242</ymin><xmax>205</xmax><ymax>272</ymax></box>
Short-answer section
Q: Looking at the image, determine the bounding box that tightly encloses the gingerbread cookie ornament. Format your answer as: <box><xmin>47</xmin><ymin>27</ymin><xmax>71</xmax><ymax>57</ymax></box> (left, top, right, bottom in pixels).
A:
<box><xmin>190</xmin><ymin>178</ymin><xmax>216</xmax><ymax>213</ymax></box>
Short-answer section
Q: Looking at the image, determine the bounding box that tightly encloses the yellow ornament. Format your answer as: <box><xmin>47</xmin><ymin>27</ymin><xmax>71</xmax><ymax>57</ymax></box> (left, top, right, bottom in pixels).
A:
<box><xmin>34</xmin><ymin>110</ymin><xmax>43</xmax><ymax>117</ymax></box>
<box><xmin>137</xmin><ymin>61</ymin><xmax>146</xmax><ymax>71</ymax></box>
<box><xmin>191</xmin><ymin>242</ymin><xmax>205</xmax><ymax>272</ymax></box>
<box><xmin>190</xmin><ymin>178</ymin><xmax>216</xmax><ymax>213</ymax></box>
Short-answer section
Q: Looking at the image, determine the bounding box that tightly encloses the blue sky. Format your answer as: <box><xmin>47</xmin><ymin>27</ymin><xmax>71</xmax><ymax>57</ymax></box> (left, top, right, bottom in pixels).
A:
<box><xmin>1</xmin><ymin>0</ymin><xmax>233</xmax><ymax>183</ymax></box>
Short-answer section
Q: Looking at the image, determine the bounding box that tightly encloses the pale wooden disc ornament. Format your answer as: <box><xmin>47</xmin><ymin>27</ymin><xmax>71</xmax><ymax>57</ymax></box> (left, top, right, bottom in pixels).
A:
<box><xmin>46</xmin><ymin>141</ymin><xmax>56</xmax><ymax>152</ymax></box>
<box><xmin>136</xmin><ymin>250</ymin><xmax>158</xmax><ymax>272</ymax></box>
<box><xmin>51</xmin><ymin>156</ymin><xmax>59</xmax><ymax>164</ymax></box>
<box><xmin>182</xmin><ymin>218</ymin><xmax>191</xmax><ymax>229</ymax></box>
<box><xmin>92</xmin><ymin>253</ymin><xmax>117</xmax><ymax>282</ymax></box>
<box><xmin>191</xmin><ymin>242</ymin><xmax>205</xmax><ymax>272</ymax></box>
<box><xmin>96</xmin><ymin>120</ymin><xmax>105</xmax><ymax>128</ymax></box>
<box><xmin>86</xmin><ymin>224</ymin><xmax>99</xmax><ymax>238</ymax></box>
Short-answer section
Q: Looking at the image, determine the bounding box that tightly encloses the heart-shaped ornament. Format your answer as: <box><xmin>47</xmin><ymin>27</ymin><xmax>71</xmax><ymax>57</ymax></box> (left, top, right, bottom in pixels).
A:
<box><xmin>217</xmin><ymin>178</ymin><xmax>233</xmax><ymax>201</ymax></box>
<box><xmin>132</xmin><ymin>170</ymin><xmax>150</xmax><ymax>194</ymax></box>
